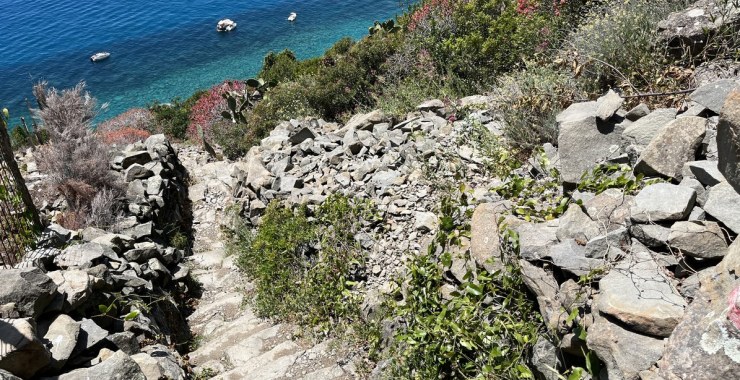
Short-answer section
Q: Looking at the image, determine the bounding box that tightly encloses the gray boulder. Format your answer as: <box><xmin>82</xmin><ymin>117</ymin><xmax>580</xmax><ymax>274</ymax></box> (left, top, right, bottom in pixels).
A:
<box><xmin>622</xmin><ymin>108</ymin><xmax>676</xmax><ymax>146</ymax></box>
<box><xmin>74</xmin><ymin>318</ymin><xmax>109</xmax><ymax>354</ymax></box>
<box><xmin>596</xmin><ymin>89</ymin><xmax>624</xmax><ymax>121</ymax></box>
<box><xmin>704</xmin><ymin>181</ymin><xmax>740</xmax><ymax>234</ymax></box>
<box><xmin>630</xmin><ymin>224</ymin><xmax>670</xmax><ymax>248</ymax></box>
<box><xmin>596</xmin><ymin>251</ymin><xmax>686</xmax><ymax>337</ymax></box>
<box><xmin>683</xmin><ymin>160</ymin><xmax>726</xmax><ymax>186</ymax></box>
<box><xmin>556</xmin><ymin>204</ymin><xmax>601</xmax><ymax>243</ymax></box>
<box><xmin>0</xmin><ymin>268</ymin><xmax>57</xmax><ymax>318</ymax></box>
<box><xmin>587</xmin><ymin>312</ymin><xmax>665</xmax><ymax>380</ymax></box>
<box><xmin>53</xmin><ymin>350</ymin><xmax>145</xmax><ymax>380</ymax></box>
<box><xmin>667</xmin><ymin>221</ymin><xmax>728</xmax><ymax>259</ymax></box>
<box><xmin>718</xmin><ymin>88</ymin><xmax>740</xmax><ymax>192</ymax></box>
<box><xmin>42</xmin><ymin>314</ymin><xmax>80</xmax><ymax>372</ymax></box>
<box><xmin>658</xmin><ymin>0</ymin><xmax>740</xmax><ymax>60</ymax></box>
<box><xmin>47</xmin><ymin>270</ymin><xmax>92</xmax><ymax>312</ymax></box>
<box><xmin>690</xmin><ymin>78</ymin><xmax>740</xmax><ymax>114</ymax></box>
<box><xmin>557</xmin><ymin>103</ymin><xmax>624</xmax><ymax>185</ymax></box>
<box><xmin>547</xmin><ymin>239</ymin><xmax>606</xmax><ymax>277</ymax></box>
<box><xmin>659</xmin><ymin>239</ymin><xmax>740</xmax><ymax>380</ymax></box>
<box><xmin>630</xmin><ymin>183</ymin><xmax>696</xmax><ymax>223</ymax></box>
<box><xmin>519</xmin><ymin>260</ymin><xmax>560</xmax><ymax>330</ymax></box>
<box><xmin>120</xmin><ymin>151</ymin><xmax>151</xmax><ymax>169</ymax></box>
<box><xmin>635</xmin><ymin>116</ymin><xmax>707</xmax><ymax>180</ymax></box>
<box><xmin>343</xmin><ymin>109</ymin><xmax>386</xmax><ymax>131</ymax></box>
<box><xmin>55</xmin><ymin>243</ymin><xmax>117</xmax><ymax>269</ymax></box>
<box><xmin>124</xmin><ymin>164</ymin><xmax>153</xmax><ymax>182</ymax></box>
<box><xmin>516</xmin><ymin>221</ymin><xmax>559</xmax><ymax>261</ymax></box>
<box><xmin>582</xmin><ymin>189</ymin><xmax>634</xmax><ymax>230</ymax></box>
<box><xmin>0</xmin><ymin>318</ymin><xmax>50</xmax><ymax>378</ymax></box>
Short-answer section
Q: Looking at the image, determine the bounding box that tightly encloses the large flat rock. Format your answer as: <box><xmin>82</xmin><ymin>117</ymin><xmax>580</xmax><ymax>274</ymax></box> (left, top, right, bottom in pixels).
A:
<box><xmin>557</xmin><ymin>104</ymin><xmax>624</xmax><ymax>185</ymax></box>
<box><xmin>704</xmin><ymin>181</ymin><xmax>740</xmax><ymax>234</ymax></box>
<box><xmin>596</xmin><ymin>252</ymin><xmax>686</xmax><ymax>337</ymax></box>
<box><xmin>587</xmin><ymin>312</ymin><xmax>665</xmax><ymax>380</ymax></box>
<box><xmin>630</xmin><ymin>183</ymin><xmax>696</xmax><ymax>223</ymax></box>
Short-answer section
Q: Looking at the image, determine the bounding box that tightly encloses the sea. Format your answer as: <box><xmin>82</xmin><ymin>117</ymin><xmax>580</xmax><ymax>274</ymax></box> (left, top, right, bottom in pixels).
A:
<box><xmin>0</xmin><ymin>0</ymin><xmax>409</xmax><ymax>125</ymax></box>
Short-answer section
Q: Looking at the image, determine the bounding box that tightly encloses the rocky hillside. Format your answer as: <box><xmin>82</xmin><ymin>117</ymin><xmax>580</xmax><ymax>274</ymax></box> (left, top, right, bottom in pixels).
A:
<box><xmin>2</xmin><ymin>0</ymin><xmax>740</xmax><ymax>379</ymax></box>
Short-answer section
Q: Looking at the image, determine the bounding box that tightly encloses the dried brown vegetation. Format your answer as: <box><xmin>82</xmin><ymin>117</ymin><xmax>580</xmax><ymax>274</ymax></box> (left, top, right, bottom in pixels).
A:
<box><xmin>34</xmin><ymin>81</ymin><xmax>123</xmax><ymax>229</ymax></box>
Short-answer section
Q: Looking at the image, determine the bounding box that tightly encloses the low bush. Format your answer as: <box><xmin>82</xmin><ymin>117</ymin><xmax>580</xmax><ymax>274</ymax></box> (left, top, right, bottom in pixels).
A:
<box><xmin>388</xmin><ymin>189</ymin><xmax>542</xmax><ymax>378</ymax></box>
<box><xmin>33</xmin><ymin>81</ymin><xmax>123</xmax><ymax>229</ymax></box>
<box><xmin>492</xmin><ymin>64</ymin><xmax>584</xmax><ymax>150</ymax></box>
<box><xmin>188</xmin><ymin>81</ymin><xmax>245</xmax><ymax>142</ymax></box>
<box><xmin>230</xmin><ymin>195</ymin><xmax>378</xmax><ymax>332</ymax></box>
<box><xmin>563</xmin><ymin>0</ymin><xmax>691</xmax><ymax>95</ymax></box>
<box><xmin>149</xmin><ymin>89</ymin><xmax>206</xmax><ymax>140</ymax></box>
<box><xmin>97</xmin><ymin>108</ymin><xmax>154</xmax><ymax>145</ymax></box>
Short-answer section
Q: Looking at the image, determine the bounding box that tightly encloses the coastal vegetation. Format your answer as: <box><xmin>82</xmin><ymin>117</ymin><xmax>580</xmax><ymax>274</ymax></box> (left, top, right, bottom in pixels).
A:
<box><xmin>4</xmin><ymin>0</ymin><xmax>740</xmax><ymax>378</ymax></box>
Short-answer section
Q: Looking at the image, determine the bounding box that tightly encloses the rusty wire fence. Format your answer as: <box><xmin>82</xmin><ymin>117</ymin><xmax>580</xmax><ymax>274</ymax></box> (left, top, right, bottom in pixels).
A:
<box><xmin>0</xmin><ymin>116</ymin><xmax>41</xmax><ymax>268</ymax></box>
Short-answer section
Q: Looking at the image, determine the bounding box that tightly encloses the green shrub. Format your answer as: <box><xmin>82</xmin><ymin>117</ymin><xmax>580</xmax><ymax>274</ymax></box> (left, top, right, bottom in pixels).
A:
<box><xmin>492</xmin><ymin>64</ymin><xmax>584</xmax><ymax>150</ymax></box>
<box><xmin>9</xmin><ymin>124</ymin><xmax>31</xmax><ymax>150</ymax></box>
<box><xmin>149</xmin><ymin>90</ymin><xmax>206</xmax><ymax>140</ymax></box>
<box><xmin>563</xmin><ymin>0</ymin><xmax>691</xmax><ymax>94</ymax></box>
<box><xmin>389</xmin><ymin>189</ymin><xmax>542</xmax><ymax>379</ymax></box>
<box><xmin>231</xmin><ymin>195</ymin><xmax>378</xmax><ymax>332</ymax></box>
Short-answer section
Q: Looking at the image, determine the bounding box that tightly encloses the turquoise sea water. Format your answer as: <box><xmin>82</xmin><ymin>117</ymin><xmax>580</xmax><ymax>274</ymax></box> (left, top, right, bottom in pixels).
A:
<box><xmin>0</xmin><ymin>0</ymin><xmax>407</xmax><ymax>124</ymax></box>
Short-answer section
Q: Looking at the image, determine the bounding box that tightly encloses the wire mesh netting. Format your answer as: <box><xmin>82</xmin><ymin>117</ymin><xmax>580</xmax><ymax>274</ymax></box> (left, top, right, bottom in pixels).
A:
<box><xmin>0</xmin><ymin>118</ymin><xmax>41</xmax><ymax>268</ymax></box>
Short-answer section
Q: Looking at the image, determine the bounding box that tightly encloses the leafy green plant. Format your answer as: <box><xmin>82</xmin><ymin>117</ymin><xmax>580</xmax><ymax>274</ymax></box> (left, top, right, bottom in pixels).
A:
<box><xmin>230</xmin><ymin>195</ymin><xmax>378</xmax><ymax>334</ymax></box>
<box><xmin>577</xmin><ymin>163</ymin><xmax>662</xmax><ymax>195</ymax></box>
<box><xmin>389</xmin><ymin>187</ymin><xmax>542</xmax><ymax>379</ymax></box>
<box><xmin>369</xmin><ymin>19</ymin><xmax>401</xmax><ymax>35</ymax></box>
<box><xmin>494</xmin><ymin>171</ymin><xmax>570</xmax><ymax>222</ymax></box>
<box><xmin>457</xmin><ymin>119</ymin><xmax>523</xmax><ymax>178</ymax></box>
<box><xmin>149</xmin><ymin>90</ymin><xmax>206</xmax><ymax>140</ymax></box>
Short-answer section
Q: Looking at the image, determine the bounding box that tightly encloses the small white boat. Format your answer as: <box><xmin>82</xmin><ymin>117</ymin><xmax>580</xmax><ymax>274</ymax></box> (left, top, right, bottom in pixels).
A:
<box><xmin>217</xmin><ymin>18</ymin><xmax>237</xmax><ymax>32</ymax></box>
<box><xmin>90</xmin><ymin>52</ymin><xmax>110</xmax><ymax>62</ymax></box>
<box><xmin>287</xmin><ymin>12</ymin><xmax>297</xmax><ymax>22</ymax></box>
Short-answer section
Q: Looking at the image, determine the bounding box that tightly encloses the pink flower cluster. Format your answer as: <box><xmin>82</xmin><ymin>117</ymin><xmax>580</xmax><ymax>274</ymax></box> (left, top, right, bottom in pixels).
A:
<box><xmin>188</xmin><ymin>80</ymin><xmax>246</xmax><ymax>141</ymax></box>
<box><xmin>408</xmin><ymin>0</ymin><xmax>455</xmax><ymax>33</ymax></box>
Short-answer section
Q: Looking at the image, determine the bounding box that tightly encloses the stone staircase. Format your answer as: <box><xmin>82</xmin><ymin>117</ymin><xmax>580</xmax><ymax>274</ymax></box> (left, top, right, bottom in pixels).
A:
<box><xmin>178</xmin><ymin>148</ymin><xmax>354</xmax><ymax>380</ymax></box>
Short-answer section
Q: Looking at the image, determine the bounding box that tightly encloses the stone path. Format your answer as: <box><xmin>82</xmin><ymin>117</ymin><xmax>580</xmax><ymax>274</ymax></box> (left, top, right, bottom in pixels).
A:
<box><xmin>177</xmin><ymin>147</ymin><xmax>355</xmax><ymax>379</ymax></box>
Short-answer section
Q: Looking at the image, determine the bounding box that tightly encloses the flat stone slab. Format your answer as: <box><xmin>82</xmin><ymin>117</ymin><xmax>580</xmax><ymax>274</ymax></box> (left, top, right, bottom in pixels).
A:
<box><xmin>704</xmin><ymin>181</ymin><xmax>740</xmax><ymax>234</ymax></box>
<box><xmin>597</xmin><ymin>252</ymin><xmax>686</xmax><ymax>337</ymax></box>
<box><xmin>631</xmin><ymin>183</ymin><xmax>696</xmax><ymax>223</ymax></box>
<box><xmin>668</xmin><ymin>221</ymin><xmax>728</xmax><ymax>258</ymax></box>
<box><xmin>623</xmin><ymin>108</ymin><xmax>677</xmax><ymax>146</ymax></box>
<box><xmin>587</xmin><ymin>313</ymin><xmax>665</xmax><ymax>380</ymax></box>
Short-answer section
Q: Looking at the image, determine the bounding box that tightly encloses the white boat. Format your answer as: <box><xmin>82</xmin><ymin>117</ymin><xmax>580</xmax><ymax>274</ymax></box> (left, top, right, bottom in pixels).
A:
<box><xmin>287</xmin><ymin>12</ymin><xmax>297</xmax><ymax>22</ymax></box>
<box><xmin>90</xmin><ymin>52</ymin><xmax>110</xmax><ymax>62</ymax></box>
<box><xmin>217</xmin><ymin>18</ymin><xmax>237</xmax><ymax>32</ymax></box>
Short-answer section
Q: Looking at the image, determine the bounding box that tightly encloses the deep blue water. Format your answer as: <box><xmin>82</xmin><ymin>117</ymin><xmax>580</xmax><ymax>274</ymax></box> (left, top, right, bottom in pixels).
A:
<box><xmin>0</xmin><ymin>0</ymin><xmax>407</xmax><ymax>124</ymax></box>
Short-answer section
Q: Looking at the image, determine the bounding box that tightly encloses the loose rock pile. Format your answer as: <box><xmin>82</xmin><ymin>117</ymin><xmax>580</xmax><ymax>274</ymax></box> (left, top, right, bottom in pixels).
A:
<box><xmin>0</xmin><ymin>135</ymin><xmax>191</xmax><ymax>379</ymax></box>
<box><xmin>226</xmin><ymin>96</ymin><xmax>503</xmax><ymax>290</ymax></box>
<box><xmin>475</xmin><ymin>81</ymin><xmax>740</xmax><ymax>380</ymax></box>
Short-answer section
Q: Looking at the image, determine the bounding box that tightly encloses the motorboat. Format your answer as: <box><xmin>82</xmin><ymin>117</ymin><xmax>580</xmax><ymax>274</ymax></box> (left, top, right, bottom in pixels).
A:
<box><xmin>90</xmin><ymin>52</ymin><xmax>110</xmax><ymax>62</ymax></box>
<box><xmin>288</xmin><ymin>12</ymin><xmax>297</xmax><ymax>22</ymax></box>
<box><xmin>217</xmin><ymin>18</ymin><xmax>237</xmax><ymax>32</ymax></box>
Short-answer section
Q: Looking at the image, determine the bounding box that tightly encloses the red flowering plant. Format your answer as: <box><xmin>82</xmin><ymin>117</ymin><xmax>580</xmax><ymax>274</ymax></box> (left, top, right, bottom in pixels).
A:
<box><xmin>187</xmin><ymin>80</ymin><xmax>246</xmax><ymax>142</ymax></box>
<box><xmin>97</xmin><ymin>108</ymin><xmax>154</xmax><ymax>146</ymax></box>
